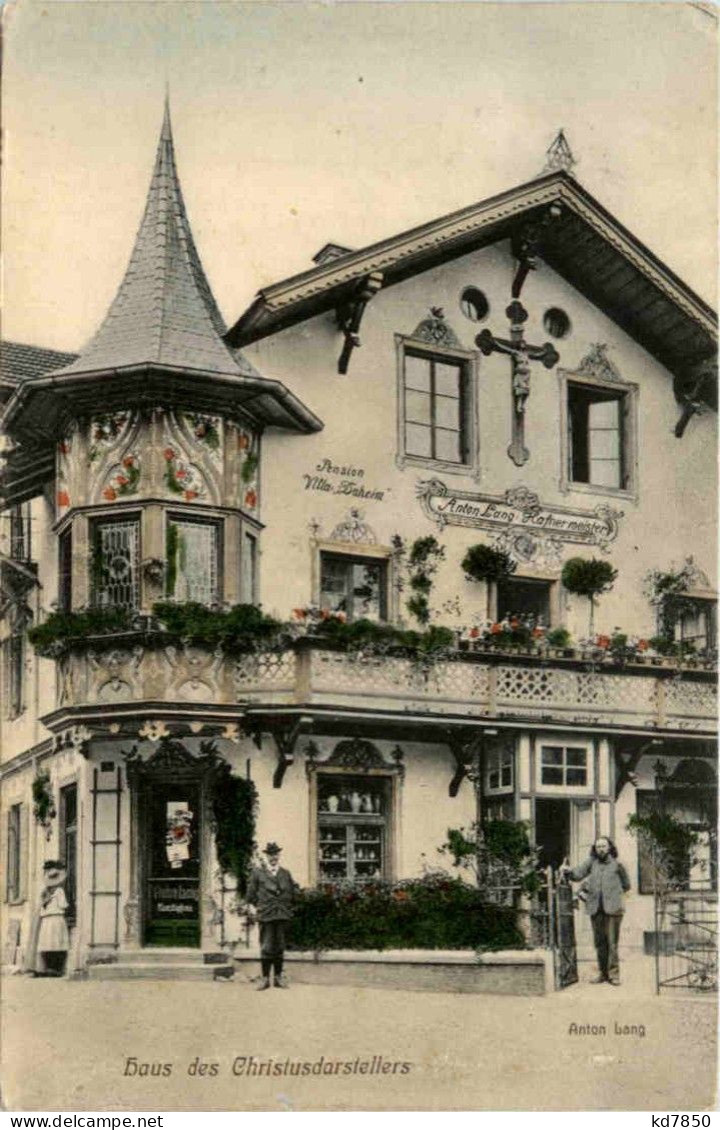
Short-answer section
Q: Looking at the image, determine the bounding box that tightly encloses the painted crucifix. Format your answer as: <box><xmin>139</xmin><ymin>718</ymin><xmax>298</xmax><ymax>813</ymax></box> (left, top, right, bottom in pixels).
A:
<box><xmin>476</xmin><ymin>299</ymin><xmax>560</xmax><ymax>467</ymax></box>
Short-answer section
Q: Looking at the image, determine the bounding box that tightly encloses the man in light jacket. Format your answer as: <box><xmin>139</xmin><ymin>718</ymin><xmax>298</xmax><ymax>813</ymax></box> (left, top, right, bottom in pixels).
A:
<box><xmin>561</xmin><ymin>836</ymin><xmax>631</xmax><ymax>985</ymax></box>
<box><xmin>246</xmin><ymin>842</ymin><xmax>296</xmax><ymax>990</ymax></box>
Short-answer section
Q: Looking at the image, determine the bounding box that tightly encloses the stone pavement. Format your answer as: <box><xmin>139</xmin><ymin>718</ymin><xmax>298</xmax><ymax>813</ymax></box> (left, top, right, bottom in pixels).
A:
<box><xmin>2</xmin><ymin>955</ymin><xmax>716</xmax><ymax>1112</ymax></box>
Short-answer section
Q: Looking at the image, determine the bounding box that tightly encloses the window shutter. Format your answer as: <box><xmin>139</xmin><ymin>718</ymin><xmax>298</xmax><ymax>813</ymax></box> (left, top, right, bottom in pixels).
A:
<box><xmin>2</xmin><ymin>810</ymin><xmax>8</xmax><ymax>904</ymax></box>
<box><xmin>621</xmin><ymin>394</ymin><xmax>632</xmax><ymax>490</ymax></box>
<box><xmin>19</xmin><ymin>804</ymin><xmax>29</xmax><ymax>902</ymax></box>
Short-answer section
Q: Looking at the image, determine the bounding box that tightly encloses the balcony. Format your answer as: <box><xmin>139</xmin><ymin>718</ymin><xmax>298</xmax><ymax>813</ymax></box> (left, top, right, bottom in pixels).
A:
<box><xmin>48</xmin><ymin>635</ymin><xmax>717</xmax><ymax>737</ymax></box>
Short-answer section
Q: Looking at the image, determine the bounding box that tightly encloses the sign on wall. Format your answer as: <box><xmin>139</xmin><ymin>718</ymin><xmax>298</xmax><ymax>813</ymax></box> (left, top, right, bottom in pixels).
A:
<box><xmin>417</xmin><ymin>479</ymin><xmax>623</xmax><ymax>551</ymax></box>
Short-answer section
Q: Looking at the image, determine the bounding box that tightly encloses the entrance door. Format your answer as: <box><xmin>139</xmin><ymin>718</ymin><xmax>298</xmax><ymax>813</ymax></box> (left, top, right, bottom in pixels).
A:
<box><xmin>144</xmin><ymin>782</ymin><xmax>201</xmax><ymax>947</ymax></box>
<box><xmin>535</xmin><ymin>798</ymin><xmax>570</xmax><ymax>869</ymax></box>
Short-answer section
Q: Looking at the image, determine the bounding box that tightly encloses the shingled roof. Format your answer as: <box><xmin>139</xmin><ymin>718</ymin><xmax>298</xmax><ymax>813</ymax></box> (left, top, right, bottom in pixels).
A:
<box><xmin>57</xmin><ymin>100</ymin><xmax>246</xmax><ymax>378</ymax></box>
<box><xmin>0</xmin><ymin>341</ymin><xmax>78</xmax><ymax>406</ymax></box>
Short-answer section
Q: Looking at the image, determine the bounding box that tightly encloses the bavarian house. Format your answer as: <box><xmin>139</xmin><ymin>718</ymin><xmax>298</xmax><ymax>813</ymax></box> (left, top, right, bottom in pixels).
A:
<box><xmin>1</xmin><ymin>111</ymin><xmax>716</xmax><ymax>988</ymax></box>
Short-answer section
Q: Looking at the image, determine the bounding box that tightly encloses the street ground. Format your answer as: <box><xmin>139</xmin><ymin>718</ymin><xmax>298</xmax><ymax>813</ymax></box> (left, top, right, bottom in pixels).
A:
<box><xmin>2</xmin><ymin>955</ymin><xmax>716</xmax><ymax>1112</ymax></box>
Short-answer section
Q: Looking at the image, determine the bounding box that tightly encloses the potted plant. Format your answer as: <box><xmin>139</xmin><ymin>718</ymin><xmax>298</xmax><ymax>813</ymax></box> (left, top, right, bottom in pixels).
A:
<box><xmin>546</xmin><ymin>625</ymin><xmax>572</xmax><ymax>658</ymax></box>
<box><xmin>462</xmin><ymin>544</ymin><xmax>517</xmax><ymax>585</ymax></box>
<box><xmin>561</xmin><ymin>557</ymin><xmax>618</xmax><ymax>635</ymax></box>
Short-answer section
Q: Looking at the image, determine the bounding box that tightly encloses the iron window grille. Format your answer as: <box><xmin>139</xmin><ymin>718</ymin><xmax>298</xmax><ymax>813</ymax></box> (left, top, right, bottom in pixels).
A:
<box><xmin>92</xmin><ymin>518</ymin><xmax>140</xmax><ymax>610</ymax></box>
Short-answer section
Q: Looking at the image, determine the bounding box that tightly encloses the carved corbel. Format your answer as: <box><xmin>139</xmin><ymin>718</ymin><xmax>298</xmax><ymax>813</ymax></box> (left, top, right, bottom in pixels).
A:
<box><xmin>613</xmin><ymin>738</ymin><xmax>663</xmax><ymax>800</ymax></box>
<box><xmin>673</xmin><ymin>359</ymin><xmax>716</xmax><ymax>438</ymax></box>
<box><xmin>510</xmin><ymin>205</ymin><xmax>563</xmax><ymax>299</ymax></box>
<box><xmin>272</xmin><ymin>715</ymin><xmax>313</xmax><ymax>788</ymax></box>
<box><xmin>446</xmin><ymin>730</ymin><xmax>483</xmax><ymax>798</ymax></box>
<box><xmin>336</xmin><ymin>272</ymin><xmax>383</xmax><ymax>374</ymax></box>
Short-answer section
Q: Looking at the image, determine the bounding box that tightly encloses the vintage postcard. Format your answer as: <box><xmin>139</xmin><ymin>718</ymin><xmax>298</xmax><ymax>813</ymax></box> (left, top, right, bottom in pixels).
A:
<box><xmin>1</xmin><ymin>0</ymin><xmax>717</xmax><ymax>1115</ymax></box>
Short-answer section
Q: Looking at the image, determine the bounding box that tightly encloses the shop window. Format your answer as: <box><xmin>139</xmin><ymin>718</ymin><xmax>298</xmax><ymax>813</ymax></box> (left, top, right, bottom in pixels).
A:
<box><xmin>58</xmin><ymin>527</ymin><xmax>72</xmax><ymax>612</ymax></box>
<box><xmin>5</xmin><ymin>803</ymin><xmax>22</xmax><ymax>902</ymax></box>
<box><xmin>485</xmin><ymin>746</ymin><xmax>513</xmax><ymax>793</ymax></box>
<box><xmin>496</xmin><ymin>577</ymin><xmax>553</xmax><ymax>626</ymax></box>
<box><xmin>319</xmin><ymin>552</ymin><xmax>388</xmax><ymax>622</ymax></box>
<box><xmin>401</xmin><ymin>346</ymin><xmax>472</xmax><ymax>468</ymax></box>
<box><xmin>567</xmin><ymin>382</ymin><xmax>631</xmax><ymax>491</ymax></box>
<box><xmin>316</xmin><ymin>775</ymin><xmax>390</xmax><ymax>882</ymax></box>
<box><xmin>240</xmin><ymin>530</ymin><xmax>258</xmax><ymax>605</ymax></box>
<box><xmin>540</xmin><ymin>745</ymin><xmax>588</xmax><ymax>788</ymax></box>
<box><xmin>166</xmin><ymin>517</ymin><xmax>220</xmax><ymax>605</ymax></box>
<box><xmin>59</xmin><ymin>784</ymin><xmax>78</xmax><ymax>925</ymax></box>
<box><xmin>92</xmin><ymin>517</ymin><xmax>140</xmax><ymax>610</ymax></box>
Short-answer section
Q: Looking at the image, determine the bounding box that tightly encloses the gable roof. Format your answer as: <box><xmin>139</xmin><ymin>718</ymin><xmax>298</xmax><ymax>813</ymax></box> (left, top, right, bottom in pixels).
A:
<box><xmin>1</xmin><ymin>341</ymin><xmax>78</xmax><ymax>402</ymax></box>
<box><xmin>56</xmin><ymin>100</ymin><xmax>245</xmax><ymax>379</ymax></box>
<box><xmin>226</xmin><ymin>170</ymin><xmax>716</xmax><ymax>389</ymax></box>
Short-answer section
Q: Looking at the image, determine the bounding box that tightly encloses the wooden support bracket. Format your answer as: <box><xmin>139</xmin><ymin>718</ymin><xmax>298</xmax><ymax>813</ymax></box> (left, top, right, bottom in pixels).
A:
<box><xmin>336</xmin><ymin>272</ymin><xmax>383</xmax><ymax>374</ymax></box>
<box><xmin>272</xmin><ymin>715</ymin><xmax>314</xmax><ymax>789</ymax></box>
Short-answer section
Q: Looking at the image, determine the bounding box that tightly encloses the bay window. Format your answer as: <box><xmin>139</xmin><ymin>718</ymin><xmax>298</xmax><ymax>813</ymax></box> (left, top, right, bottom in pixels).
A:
<box><xmin>166</xmin><ymin>517</ymin><xmax>220</xmax><ymax>605</ymax></box>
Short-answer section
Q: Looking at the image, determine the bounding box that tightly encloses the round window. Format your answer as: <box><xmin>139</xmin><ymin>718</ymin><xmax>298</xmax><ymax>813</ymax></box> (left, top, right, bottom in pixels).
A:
<box><xmin>543</xmin><ymin>307</ymin><xmax>571</xmax><ymax>339</ymax></box>
<box><xmin>460</xmin><ymin>287</ymin><xmax>489</xmax><ymax>322</ymax></box>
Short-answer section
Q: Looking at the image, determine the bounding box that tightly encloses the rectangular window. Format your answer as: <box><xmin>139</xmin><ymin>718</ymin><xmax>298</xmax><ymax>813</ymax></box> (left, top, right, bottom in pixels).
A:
<box><xmin>92</xmin><ymin>518</ymin><xmax>140</xmax><ymax>610</ymax></box>
<box><xmin>568</xmin><ymin>383</ymin><xmax>629</xmax><ymax>490</ymax></box>
<box><xmin>240</xmin><ymin>531</ymin><xmax>258</xmax><ymax>605</ymax></box>
<box><xmin>60</xmin><ymin>784</ymin><xmax>78</xmax><ymax>925</ymax></box>
<box><xmin>673</xmin><ymin>598</ymin><xmax>717</xmax><ymax>652</ymax></box>
<box><xmin>6</xmin><ymin>804</ymin><xmax>21</xmax><ymax>902</ymax></box>
<box><xmin>58</xmin><ymin>527</ymin><xmax>73</xmax><ymax>612</ymax></box>
<box><xmin>540</xmin><ymin>745</ymin><xmax>588</xmax><ymax>788</ymax></box>
<box><xmin>497</xmin><ymin>577</ymin><xmax>552</xmax><ymax>625</ymax></box>
<box><xmin>636</xmin><ymin>790</ymin><xmax>717</xmax><ymax>894</ymax></box>
<box><xmin>166</xmin><ymin>518</ymin><xmax>220</xmax><ymax>605</ymax></box>
<box><xmin>317</xmin><ymin>776</ymin><xmax>389</xmax><ymax>881</ymax></box>
<box><xmin>403</xmin><ymin>349</ymin><xmax>468</xmax><ymax>466</ymax></box>
<box><xmin>9</xmin><ymin>505</ymin><xmax>30</xmax><ymax>562</ymax></box>
<box><xmin>319</xmin><ymin>553</ymin><xmax>387</xmax><ymax>622</ymax></box>
<box><xmin>486</xmin><ymin>746</ymin><xmax>514</xmax><ymax>793</ymax></box>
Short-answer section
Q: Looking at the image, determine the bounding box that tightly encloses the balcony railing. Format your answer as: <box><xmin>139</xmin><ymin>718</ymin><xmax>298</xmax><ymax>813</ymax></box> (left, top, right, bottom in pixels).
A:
<box><xmin>52</xmin><ymin>636</ymin><xmax>717</xmax><ymax>735</ymax></box>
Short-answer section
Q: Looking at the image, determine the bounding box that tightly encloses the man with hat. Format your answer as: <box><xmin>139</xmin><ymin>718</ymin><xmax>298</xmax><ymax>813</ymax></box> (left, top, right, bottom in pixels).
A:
<box><xmin>246</xmin><ymin>843</ymin><xmax>296</xmax><ymax>990</ymax></box>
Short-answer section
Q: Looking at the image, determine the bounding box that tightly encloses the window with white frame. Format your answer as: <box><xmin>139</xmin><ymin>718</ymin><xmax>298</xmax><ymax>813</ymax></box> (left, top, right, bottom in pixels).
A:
<box><xmin>397</xmin><ymin>339</ymin><xmax>477</xmax><ymax>474</ymax></box>
<box><xmin>92</xmin><ymin>517</ymin><xmax>140</xmax><ymax>610</ymax></box>
<box><xmin>166</xmin><ymin>517</ymin><xmax>220</xmax><ymax>605</ymax></box>
<box><xmin>540</xmin><ymin>745</ymin><xmax>588</xmax><ymax>788</ymax></box>
<box><xmin>672</xmin><ymin>597</ymin><xmax>717</xmax><ymax>652</ymax></box>
<box><xmin>560</xmin><ymin>372</ymin><xmax>638</xmax><ymax>496</ymax></box>
<box><xmin>485</xmin><ymin>746</ymin><xmax>514</xmax><ymax>793</ymax></box>
<box><xmin>319</xmin><ymin>552</ymin><xmax>388</xmax><ymax>622</ymax></box>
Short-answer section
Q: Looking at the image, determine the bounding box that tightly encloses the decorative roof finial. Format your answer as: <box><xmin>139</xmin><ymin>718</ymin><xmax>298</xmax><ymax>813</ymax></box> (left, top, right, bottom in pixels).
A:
<box><xmin>543</xmin><ymin>129</ymin><xmax>576</xmax><ymax>176</ymax></box>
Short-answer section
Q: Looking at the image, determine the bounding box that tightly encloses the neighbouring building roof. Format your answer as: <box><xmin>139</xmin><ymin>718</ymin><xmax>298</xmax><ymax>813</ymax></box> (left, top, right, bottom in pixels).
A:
<box><xmin>56</xmin><ymin>100</ymin><xmax>246</xmax><ymax>379</ymax></box>
<box><xmin>0</xmin><ymin>341</ymin><xmax>78</xmax><ymax>404</ymax></box>
<box><xmin>226</xmin><ymin>170</ymin><xmax>717</xmax><ymax>397</ymax></box>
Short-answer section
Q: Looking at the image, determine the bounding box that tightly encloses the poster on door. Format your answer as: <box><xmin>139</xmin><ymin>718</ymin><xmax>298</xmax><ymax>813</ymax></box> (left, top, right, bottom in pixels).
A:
<box><xmin>165</xmin><ymin>802</ymin><xmax>193</xmax><ymax>869</ymax></box>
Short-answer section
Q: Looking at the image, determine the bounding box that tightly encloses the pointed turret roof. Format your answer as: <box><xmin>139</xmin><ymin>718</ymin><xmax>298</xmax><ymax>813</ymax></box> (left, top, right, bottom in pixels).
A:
<box><xmin>60</xmin><ymin>100</ymin><xmax>245</xmax><ymax>377</ymax></box>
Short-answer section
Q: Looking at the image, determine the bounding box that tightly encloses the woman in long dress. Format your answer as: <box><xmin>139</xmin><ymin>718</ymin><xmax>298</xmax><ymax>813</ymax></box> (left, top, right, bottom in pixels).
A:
<box><xmin>29</xmin><ymin>860</ymin><xmax>70</xmax><ymax>976</ymax></box>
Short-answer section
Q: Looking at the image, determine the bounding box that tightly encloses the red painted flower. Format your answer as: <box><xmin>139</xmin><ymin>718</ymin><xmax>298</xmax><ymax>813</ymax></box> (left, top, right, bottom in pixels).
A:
<box><xmin>122</xmin><ymin>455</ymin><xmax>135</xmax><ymax>468</ymax></box>
<box><xmin>116</xmin><ymin>475</ymin><xmax>129</xmax><ymax>487</ymax></box>
<box><xmin>244</xmin><ymin>488</ymin><xmax>258</xmax><ymax>509</ymax></box>
<box><xmin>183</xmin><ymin>489</ymin><xmax>198</xmax><ymax>502</ymax></box>
<box><xmin>102</xmin><ymin>487</ymin><xmax>117</xmax><ymax>501</ymax></box>
<box><xmin>163</xmin><ymin>447</ymin><xmax>175</xmax><ymax>462</ymax></box>
<box><xmin>175</xmin><ymin>468</ymin><xmax>187</xmax><ymax>479</ymax></box>
<box><xmin>57</xmin><ymin>489</ymin><xmax>70</xmax><ymax>508</ymax></box>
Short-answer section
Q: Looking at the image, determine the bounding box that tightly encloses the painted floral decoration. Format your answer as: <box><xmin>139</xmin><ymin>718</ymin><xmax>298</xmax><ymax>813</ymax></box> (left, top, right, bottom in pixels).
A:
<box><xmin>102</xmin><ymin>454</ymin><xmax>140</xmax><ymax>501</ymax></box>
<box><xmin>163</xmin><ymin>447</ymin><xmax>204</xmax><ymax>501</ymax></box>
<box><xmin>88</xmin><ymin>411</ymin><xmax>129</xmax><ymax>462</ymax></box>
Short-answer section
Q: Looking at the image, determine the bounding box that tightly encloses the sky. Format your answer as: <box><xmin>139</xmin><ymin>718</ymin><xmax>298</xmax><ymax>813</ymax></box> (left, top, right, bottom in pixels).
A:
<box><xmin>2</xmin><ymin>1</ymin><xmax>717</xmax><ymax>355</ymax></box>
